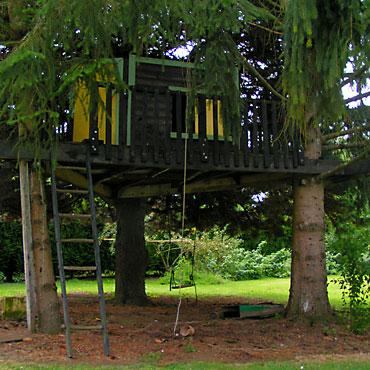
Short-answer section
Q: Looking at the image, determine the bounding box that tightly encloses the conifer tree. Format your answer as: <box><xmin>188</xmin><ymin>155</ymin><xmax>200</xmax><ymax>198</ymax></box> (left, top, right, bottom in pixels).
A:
<box><xmin>0</xmin><ymin>0</ymin><xmax>369</xmax><ymax>318</ymax></box>
<box><xmin>281</xmin><ymin>0</ymin><xmax>369</xmax><ymax>318</ymax></box>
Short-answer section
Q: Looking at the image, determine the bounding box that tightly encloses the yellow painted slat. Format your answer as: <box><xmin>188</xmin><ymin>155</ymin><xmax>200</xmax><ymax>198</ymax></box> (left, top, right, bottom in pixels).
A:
<box><xmin>73</xmin><ymin>80</ymin><xmax>118</xmax><ymax>145</ymax></box>
<box><xmin>195</xmin><ymin>99</ymin><xmax>224</xmax><ymax>138</ymax></box>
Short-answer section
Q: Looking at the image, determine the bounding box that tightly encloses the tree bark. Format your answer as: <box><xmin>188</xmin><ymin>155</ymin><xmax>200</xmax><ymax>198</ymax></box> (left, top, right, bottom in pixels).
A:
<box><xmin>30</xmin><ymin>168</ymin><xmax>61</xmax><ymax>334</ymax></box>
<box><xmin>114</xmin><ymin>198</ymin><xmax>149</xmax><ymax>306</ymax></box>
<box><xmin>286</xmin><ymin>127</ymin><xmax>331</xmax><ymax>319</ymax></box>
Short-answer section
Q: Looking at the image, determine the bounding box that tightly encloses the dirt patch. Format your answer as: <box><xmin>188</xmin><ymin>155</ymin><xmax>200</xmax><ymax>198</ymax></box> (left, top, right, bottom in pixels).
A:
<box><xmin>0</xmin><ymin>295</ymin><xmax>369</xmax><ymax>366</ymax></box>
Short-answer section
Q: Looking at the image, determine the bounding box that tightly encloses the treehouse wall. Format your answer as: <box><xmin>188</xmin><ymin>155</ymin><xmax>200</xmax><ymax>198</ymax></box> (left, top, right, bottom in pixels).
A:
<box><xmin>73</xmin><ymin>86</ymin><xmax>119</xmax><ymax>145</ymax></box>
<box><xmin>72</xmin><ymin>56</ymin><xmax>225</xmax><ymax>146</ymax></box>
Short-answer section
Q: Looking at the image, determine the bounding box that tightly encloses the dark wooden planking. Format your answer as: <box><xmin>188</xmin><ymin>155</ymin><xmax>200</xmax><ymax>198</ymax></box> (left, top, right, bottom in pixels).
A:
<box><xmin>118</xmin><ymin>90</ymin><xmax>127</xmax><ymax>161</ymax></box>
<box><xmin>187</xmin><ymin>96</ymin><xmax>195</xmax><ymax>165</ymax></box>
<box><xmin>117</xmin><ymin>58</ymin><xmax>129</xmax><ymax>161</ymax></box>
<box><xmin>135</xmin><ymin>63</ymin><xmax>188</xmax><ymax>89</ymax></box>
<box><xmin>252</xmin><ymin>104</ymin><xmax>259</xmax><ymax>168</ymax></box>
<box><xmin>271</xmin><ymin>101</ymin><xmax>280</xmax><ymax>169</ymax></box>
<box><xmin>176</xmin><ymin>91</ymin><xmax>183</xmax><ymax>164</ymax></box>
<box><xmin>280</xmin><ymin>110</ymin><xmax>289</xmax><ymax>169</ymax></box>
<box><xmin>152</xmin><ymin>89</ymin><xmax>160</xmax><ymax>163</ymax></box>
<box><xmin>261</xmin><ymin>101</ymin><xmax>270</xmax><ymax>168</ymax></box>
<box><xmin>212</xmin><ymin>98</ymin><xmax>220</xmax><ymax>166</ymax></box>
<box><xmin>89</xmin><ymin>101</ymin><xmax>99</xmax><ymax>154</ymax></box>
<box><xmin>241</xmin><ymin>101</ymin><xmax>250</xmax><ymax>168</ymax></box>
<box><xmin>198</xmin><ymin>96</ymin><xmax>209</xmax><ymax>163</ymax></box>
<box><xmin>140</xmin><ymin>88</ymin><xmax>149</xmax><ymax>162</ymax></box>
<box><xmin>129</xmin><ymin>88</ymin><xmax>136</xmax><ymax>162</ymax></box>
<box><xmin>164</xmin><ymin>90</ymin><xmax>172</xmax><ymax>165</ymax></box>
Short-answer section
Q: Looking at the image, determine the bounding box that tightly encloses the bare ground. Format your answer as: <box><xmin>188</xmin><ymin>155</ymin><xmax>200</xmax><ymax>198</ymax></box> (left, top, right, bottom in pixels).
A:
<box><xmin>0</xmin><ymin>295</ymin><xmax>369</xmax><ymax>366</ymax></box>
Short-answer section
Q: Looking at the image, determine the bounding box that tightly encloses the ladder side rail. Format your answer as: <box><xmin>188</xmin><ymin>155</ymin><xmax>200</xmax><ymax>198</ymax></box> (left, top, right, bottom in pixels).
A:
<box><xmin>50</xmin><ymin>159</ymin><xmax>73</xmax><ymax>358</ymax></box>
<box><xmin>86</xmin><ymin>153</ymin><xmax>110</xmax><ymax>356</ymax></box>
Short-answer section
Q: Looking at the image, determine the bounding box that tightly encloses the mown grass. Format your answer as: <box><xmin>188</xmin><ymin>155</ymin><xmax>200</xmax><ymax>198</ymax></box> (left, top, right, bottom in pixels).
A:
<box><xmin>0</xmin><ymin>276</ymin><xmax>346</xmax><ymax>308</ymax></box>
<box><xmin>1</xmin><ymin>359</ymin><xmax>370</xmax><ymax>369</ymax></box>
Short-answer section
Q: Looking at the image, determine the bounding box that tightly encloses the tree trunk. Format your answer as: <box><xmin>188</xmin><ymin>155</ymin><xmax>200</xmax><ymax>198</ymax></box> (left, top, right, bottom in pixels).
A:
<box><xmin>30</xmin><ymin>168</ymin><xmax>61</xmax><ymax>334</ymax></box>
<box><xmin>286</xmin><ymin>127</ymin><xmax>331</xmax><ymax>319</ymax></box>
<box><xmin>114</xmin><ymin>198</ymin><xmax>149</xmax><ymax>306</ymax></box>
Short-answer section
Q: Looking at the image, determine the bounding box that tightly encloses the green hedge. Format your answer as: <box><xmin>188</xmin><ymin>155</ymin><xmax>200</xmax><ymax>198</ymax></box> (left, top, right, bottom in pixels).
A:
<box><xmin>0</xmin><ymin>221</ymin><xmax>24</xmax><ymax>282</ymax></box>
<box><xmin>0</xmin><ymin>220</ymin><xmax>115</xmax><ymax>282</ymax></box>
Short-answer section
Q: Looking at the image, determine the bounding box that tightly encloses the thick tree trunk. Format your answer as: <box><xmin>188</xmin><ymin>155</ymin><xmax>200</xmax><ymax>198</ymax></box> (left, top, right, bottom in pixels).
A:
<box><xmin>286</xmin><ymin>127</ymin><xmax>331</xmax><ymax>319</ymax></box>
<box><xmin>114</xmin><ymin>198</ymin><xmax>149</xmax><ymax>306</ymax></box>
<box><xmin>30</xmin><ymin>169</ymin><xmax>61</xmax><ymax>334</ymax></box>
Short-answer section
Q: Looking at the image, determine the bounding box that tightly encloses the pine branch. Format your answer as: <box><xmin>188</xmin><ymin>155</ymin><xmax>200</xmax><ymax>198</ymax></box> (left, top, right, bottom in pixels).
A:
<box><xmin>322</xmin><ymin>123</ymin><xmax>370</xmax><ymax>141</ymax></box>
<box><xmin>340</xmin><ymin>65</ymin><xmax>368</xmax><ymax>88</ymax></box>
<box><xmin>344</xmin><ymin>91</ymin><xmax>370</xmax><ymax>105</ymax></box>
<box><xmin>247</xmin><ymin>22</ymin><xmax>282</xmax><ymax>34</ymax></box>
<box><xmin>322</xmin><ymin>142</ymin><xmax>368</xmax><ymax>151</ymax></box>
<box><xmin>315</xmin><ymin>146</ymin><xmax>370</xmax><ymax>182</ymax></box>
<box><xmin>241</xmin><ymin>57</ymin><xmax>286</xmax><ymax>101</ymax></box>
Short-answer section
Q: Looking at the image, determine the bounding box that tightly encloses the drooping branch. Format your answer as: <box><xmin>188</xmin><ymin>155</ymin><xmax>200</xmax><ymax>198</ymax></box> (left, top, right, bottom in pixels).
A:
<box><xmin>241</xmin><ymin>56</ymin><xmax>286</xmax><ymax>101</ymax></box>
<box><xmin>322</xmin><ymin>123</ymin><xmax>370</xmax><ymax>141</ymax></box>
<box><xmin>315</xmin><ymin>146</ymin><xmax>370</xmax><ymax>182</ymax></box>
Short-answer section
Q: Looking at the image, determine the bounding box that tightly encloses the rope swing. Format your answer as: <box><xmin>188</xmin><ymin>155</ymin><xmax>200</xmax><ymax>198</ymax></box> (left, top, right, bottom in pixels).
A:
<box><xmin>173</xmin><ymin>134</ymin><xmax>192</xmax><ymax>337</ymax></box>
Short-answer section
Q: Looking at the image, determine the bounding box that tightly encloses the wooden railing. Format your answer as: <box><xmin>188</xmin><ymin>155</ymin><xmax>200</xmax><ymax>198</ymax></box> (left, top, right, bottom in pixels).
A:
<box><xmin>67</xmin><ymin>86</ymin><xmax>304</xmax><ymax>170</ymax></box>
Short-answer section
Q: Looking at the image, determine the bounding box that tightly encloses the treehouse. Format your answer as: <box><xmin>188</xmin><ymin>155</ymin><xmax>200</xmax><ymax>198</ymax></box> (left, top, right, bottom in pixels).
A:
<box><xmin>1</xmin><ymin>55</ymin><xmax>367</xmax><ymax>197</ymax></box>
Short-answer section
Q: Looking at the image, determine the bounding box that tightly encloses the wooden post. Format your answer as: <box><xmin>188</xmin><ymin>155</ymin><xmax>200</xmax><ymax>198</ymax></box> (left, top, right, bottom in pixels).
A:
<box><xmin>19</xmin><ymin>160</ymin><xmax>36</xmax><ymax>332</ymax></box>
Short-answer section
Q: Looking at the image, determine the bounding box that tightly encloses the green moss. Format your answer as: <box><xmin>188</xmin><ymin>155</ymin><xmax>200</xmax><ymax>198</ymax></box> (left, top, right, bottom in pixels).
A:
<box><xmin>0</xmin><ymin>296</ymin><xmax>26</xmax><ymax>320</ymax></box>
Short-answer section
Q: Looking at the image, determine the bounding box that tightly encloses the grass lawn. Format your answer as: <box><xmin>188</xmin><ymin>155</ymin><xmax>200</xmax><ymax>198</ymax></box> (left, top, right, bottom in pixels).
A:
<box><xmin>0</xmin><ymin>276</ymin><xmax>346</xmax><ymax>308</ymax></box>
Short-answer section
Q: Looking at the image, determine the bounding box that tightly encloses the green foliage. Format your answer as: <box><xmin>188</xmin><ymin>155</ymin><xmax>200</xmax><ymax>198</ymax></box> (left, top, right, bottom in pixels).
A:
<box><xmin>159</xmin><ymin>259</ymin><xmax>226</xmax><ymax>286</ymax></box>
<box><xmin>0</xmin><ymin>219</ymin><xmax>115</xmax><ymax>281</ymax></box>
<box><xmin>195</xmin><ymin>227</ymin><xmax>291</xmax><ymax>280</ymax></box>
<box><xmin>0</xmin><ymin>221</ymin><xmax>23</xmax><ymax>282</ymax></box>
<box><xmin>156</xmin><ymin>227</ymin><xmax>292</xmax><ymax>283</ymax></box>
<box><xmin>330</xmin><ymin>224</ymin><xmax>370</xmax><ymax>333</ymax></box>
<box><xmin>50</xmin><ymin>220</ymin><xmax>115</xmax><ymax>275</ymax></box>
<box><xmin>282</xmin><ymin>0</ymin><xmax>369</xmax><ymax>133</ymax></box>
<box><xmin>0</xmin><ymin>0</ymin><xmax>276</xmax><ymax>157</ymax></box>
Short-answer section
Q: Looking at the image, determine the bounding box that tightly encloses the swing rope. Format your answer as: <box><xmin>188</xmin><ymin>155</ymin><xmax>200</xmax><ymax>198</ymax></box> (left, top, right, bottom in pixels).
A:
<box><xmin>173</xmin><ymin>135</ymin><xmax>188</xmax><ymax>337</ymax></box>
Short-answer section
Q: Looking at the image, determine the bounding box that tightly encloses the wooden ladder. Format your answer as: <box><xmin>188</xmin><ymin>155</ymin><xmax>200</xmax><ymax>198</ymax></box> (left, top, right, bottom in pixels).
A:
<box><xmin>50</xmin><ymin>153</ymin><xmax>109</xmax><ymax>358</ymax></box>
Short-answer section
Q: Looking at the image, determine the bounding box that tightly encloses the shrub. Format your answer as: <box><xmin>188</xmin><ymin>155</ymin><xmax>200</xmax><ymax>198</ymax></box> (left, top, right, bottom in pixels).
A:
<box><xmin>0</xmin><ymin>219</ymin><xmax>116</xmax><ymax>281</ymax></box>
<box><xmin>330</xmin><ymin>224</ymin><xmax>370</xmax><ymax>333</ymax></box>
<box><xmin>0</xmin><ymin>221</ymin><xmax>24</xmax><ymax>282</ymax></box>
<box><xmin>159</xmin><ymin>259</ymin><xmax>226</xmax><ymax>286</ymax></box>
<box><xmin>165</xmin><ymin>227</ymin><xmax>292</xmax><ymax>281</ymax></box>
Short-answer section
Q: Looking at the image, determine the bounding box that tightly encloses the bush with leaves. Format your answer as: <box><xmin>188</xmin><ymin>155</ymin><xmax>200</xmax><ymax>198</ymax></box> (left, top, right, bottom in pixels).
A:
<box><xmin>0</xmin><ymin>219</ymin><xmax>116</xmax><ymax>281</ymax></box>
<box><xmin>182</xmin><ymin>227</ymin><xmax>291</xmax><ymax>281</ymax></box>
<box><xmin>0</xmin><ymin>220</ymin><xmax>23</xmax><ymax>282</ymax></box>
<box><xmin>330</xmin><ymin>224</ymin><xmax>370</xmax><ymax>333</ymax></box>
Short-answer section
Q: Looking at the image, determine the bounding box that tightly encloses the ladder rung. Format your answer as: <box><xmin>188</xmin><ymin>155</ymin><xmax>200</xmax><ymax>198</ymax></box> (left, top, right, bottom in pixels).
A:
<box><xmin>64</xmin><ymin>266</ymin><xmax>97</xmax><ymax>271</ymax></box>
<box><xmin>56</xmin><ymin>189</ymin><xmax>89</xmax><ymax>195</ymax></box>
<box><xmin>59</xmin><ymin>213</ymin><xmax>91</xmax><ymax>219</ymax></box>
<box><xmin>61</xmin><ymin>238</ymin><xmax>94</xmax><ymax>243</ymax></box>
<box><xmin>69</xmin><ymin>325</ymin><xmax>103</xmax><ymax>330</ymax></box>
